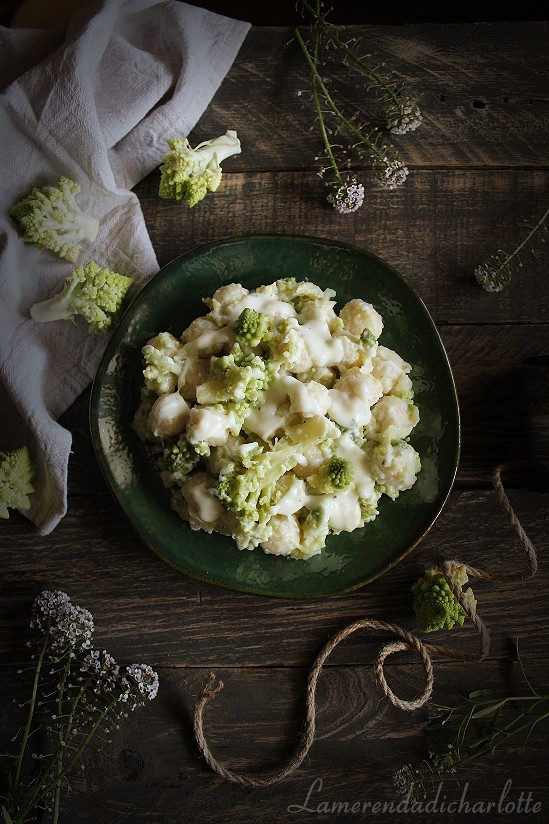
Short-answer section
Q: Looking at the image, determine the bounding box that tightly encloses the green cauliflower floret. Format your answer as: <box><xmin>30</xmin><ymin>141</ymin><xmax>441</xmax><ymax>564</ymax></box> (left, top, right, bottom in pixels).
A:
<box><xmin>233</xmin><ymin>307</ymin><xmax>270</xmax><ymax>347</ymax></box>
<box><xmin>308</xmin><ymin>455</ymin><xmax>354</xmax><ymax>493</ymax></box>
<box><xmin>0</xmin><ymin>446</ymin><xmax>35</xmax><ymax>519</ymax></box>
<box><xmin>215</xmin><ymin>416</ymin><xmax>334</xmax><ymax>550</ymax></box>
<box><xmin>10</xmin><ymin>176</ymin><xmax>99</xmax><ymax>263</ymax></box>
<box><xmin>196</xmin><ymin>343</ymin><xmax>270</xmax><ymax>407</ymax></box>
<box><xmin>294</xmin><ymin>506</ymin><xmax>331</xmax><ymax>559</ymax></box>
<box><xmin>158</xmin><ymin>130</ymin><xmax>241</xmax><ymax>208</ymax></box>
<box><xmin>131</xmin><ymin>388</ymin><xmax>157</xmax><ymax>442</ymax></box>
<box><xmin>142</xmin><ymin>332</ymin><xmax>184</xmax><ymax>395</ymax></box>
<box><xmin>159</xmin><ymin>436</ymin><xmax>202</xmax><ymax>486</ymax></box>
<box><xmin>30</xmin><ymin>260</ymin><xmax>133</xmax><ymax>333</ymax></box>
<box><xmin>412</xmin><ymin>564</ymin><xmax>477</xmax><ymax>633</ymax></box>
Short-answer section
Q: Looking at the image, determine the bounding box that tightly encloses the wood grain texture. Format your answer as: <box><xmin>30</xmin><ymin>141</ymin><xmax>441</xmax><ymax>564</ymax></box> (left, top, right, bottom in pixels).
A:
<box><xmin>1</xmin><ymin>488</ymin><xmax>546</xmax><ymax>669</ymax></box>
<box><xmin>193</xmin><ymin>24</ymin><xmax>549</xmax><ymax>171</ymax></box>
<box><xmin>1</xmin><ymin>20</ymin><xmax>548</xmax><ymax>823</ymax></box>
<box><xmin>137</xmin><ymin>169</ymin><xmax>549</xmax><ymax>325</ymax></box>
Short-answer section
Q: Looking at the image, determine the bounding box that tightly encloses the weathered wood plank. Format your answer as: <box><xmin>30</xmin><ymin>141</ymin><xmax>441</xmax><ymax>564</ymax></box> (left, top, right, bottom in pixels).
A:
<box><xmin>1</xmin><ymin>489</ymin><xmax>546</xmax><ymax>668</ymax></box>
<box><xmin>2</xmin><ymin>662</ymin><xmax>547</xmax><ymax>823</ymax></box>
<box><xmin>136</xmin><ymin>169</ymin><xmax>549</xmax><ymax>326</ymax></box>
<box><xmin>191</xmin><ymin>24</ymin><xmax>549</xmax><ymax>171</ymax></box>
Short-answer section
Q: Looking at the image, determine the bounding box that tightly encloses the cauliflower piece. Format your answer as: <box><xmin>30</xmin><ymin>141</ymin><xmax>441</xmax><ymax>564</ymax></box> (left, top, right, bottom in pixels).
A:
<box><xmin>142</xmin><ymin>332</ymin><xmax>184</xmax><ymax>395</ymax></box>
<box><xmin>204</xmin><ymin>283</ymin><xmax>249</xmax><ymax>326</ymax></box>
<box><xmin>179</xmin><ymin>472</ymin><xmax>228</xmax><ymax>533</ymax></box>
<box><xmin>10</xmin><ymin>176</ymin><xmax>99</xmax><ymax>263</ymax></box>
<box><xmin>364</xmin><ymin>395</ymin><xmax>420</xmax><ymax>442</ymax></box>
<box><xmin>339</xmin><ymin>299</ymin><xmax>383</xmax><ymax>339</ymax></box>
<box><xmin>178</xmin><ymin>357</ymin><xmax>211</xmax><ymax>403</ymax></box>
<box><xmin>195</xmin><ymin>344</ymin><xmax>269</xmax><ymax>406</ymax></box>
<box><xmin>368</xmin><ymin>440</ymin><xmax>421</xmax><ymax>499</ymax></box>
<box><xmin>412</xmin><ymin>564</ymin><xmax>477</xmax><ymax>633</ymax></box>
<box><xmin>268</xmin><ymin>318</ymin><xmax>313</xmax><ymax>374</ymax></box>
<box><xmin>158</xmin><ymin>130</ymin><xmax>241</xmax><ymax>208</ymax></box>
<box><xmin>147</xmin><ymin>392</ymin><xmax>190</xmax><ymax>438</ymax></box>
<box><xmin>283</xmin><ymin>376</ymin><xmax>331</xmax><ymax>418</ymax></box>
<box><xmin>328</xmin><ymin>367</ymin><xmax>384</xmax><ymax>428</ymax></box>
<box><xmin>371</xmin><ymin>346</ymin><xmax>411</xmax><ymax>395</ymax></box>
<box><xmin>182</xmin><ymin>316</ymin><xmax>218</xmax><ymax>343</ymax></box>
<box><xmin>30</xmin><ymin>260</ymin><xmax>133</xmax><ymax>333</ymax></box>
<box><xmin>260</xmin><ymin>514</ymin><xmax>301</xmax><ymax>556</ymax></box>
<box><xmin>272</xmin><ymin>475</ymin><xmax>308</xmax><ymax>516</ymax></box>
<box><xmin>186</xmin><ymin>405</ymin><xmax>237</xmax><ymax>447</ymax></box>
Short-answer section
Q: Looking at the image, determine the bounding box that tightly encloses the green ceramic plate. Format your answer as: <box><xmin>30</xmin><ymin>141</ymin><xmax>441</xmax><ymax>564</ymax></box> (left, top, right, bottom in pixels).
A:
<box><xmin>90</xmin><ymin>235</ymin><xmax>460</xmax><ymax>598</ymax></box>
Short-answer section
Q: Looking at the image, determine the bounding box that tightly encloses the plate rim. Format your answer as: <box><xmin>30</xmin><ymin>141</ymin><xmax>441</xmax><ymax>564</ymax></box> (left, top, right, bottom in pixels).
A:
<box><xmin>90</xmin><ymin>233</ymin><xmax>461</xmax><ymax>599</ymax></box>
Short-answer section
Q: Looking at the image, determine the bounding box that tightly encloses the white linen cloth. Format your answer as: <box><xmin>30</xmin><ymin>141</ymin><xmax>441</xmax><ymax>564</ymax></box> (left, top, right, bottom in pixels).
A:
<box><xmin>0</xmin><ymin>0</ymin><xmax>250</xmax><ymax>534</ymax></box>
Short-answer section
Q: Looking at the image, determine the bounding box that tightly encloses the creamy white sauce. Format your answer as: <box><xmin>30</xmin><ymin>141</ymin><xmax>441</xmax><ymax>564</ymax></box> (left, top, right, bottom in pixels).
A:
<box><xmin>306</xmin><ymin>490</ymin><xmax>362</xmax><ymax>533</ymax></box>
<box><xmin>335</xmin><ymin>432</ymin><xmax>376</xmax><ymax>499</ymax></box>
<box><xmin>299</xmin><ymin>306</ymin><xmax>344</xmax><ymax>367</ymax></box>
<box><xmin>187</xmin><ymin>406</ymin><xmax>236</xmax><ymax>446</ymax></box>
<box><xmin>328</xmin><ymin>373</ymin><xmax>383</xmax><ymax>429</ymax></box>
<box><xmin>227</xmin><ymin>292</ymin><xmax>296</xmax><ymax>323</ymax></box>
<box><xmin>185</xmin><ymin>482</ymin><xmax>223</xmax><ymax>523</ymax></box>
<box><xmin>283</xmin><ymin>376</ymin><xmax>331</xmax><ymax>418</ymax></box>
<box><xmin>243</xmin><ymin>379</ymin><xmax>290</xmax><ymax>440</ymax></box>
<box><xmin>273</xmin><ymin>478</ymin><xmax>308</xmax><ymax>516</ymax></box>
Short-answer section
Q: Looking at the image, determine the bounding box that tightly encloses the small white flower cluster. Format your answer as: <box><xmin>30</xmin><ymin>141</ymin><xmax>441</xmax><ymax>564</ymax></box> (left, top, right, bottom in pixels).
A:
<box><xmin>31</xmin><ymin>590</ymin><xmax>94</xmax><ymax>652</ymax></box>
<box><xmin>474</xmin><ymin>258</ymin><xmax>512</xmax><ymax>292</ymax></box>
<box><xmin>126</xmin><ymin>663</ymin><xmax>160</xmax><ymax>703</ymax></box>
<box><xmin>378</xmin><ymin>158</ymin><xmax>409</xmax><ymax>189</ymax></box>
<box><xmin>327</xmin><ymin>178</ymin><xmax>365</xmax><ymax>214</ymax></box>
<box><xmin>82</xmin><ymin>649</ymin><xmax>121</xmax><ymax>694</ymax></box>
<box><xmin>387</xmin><ymin>101</ymin><xmax>422</xmax><ymax>135</ymax></box>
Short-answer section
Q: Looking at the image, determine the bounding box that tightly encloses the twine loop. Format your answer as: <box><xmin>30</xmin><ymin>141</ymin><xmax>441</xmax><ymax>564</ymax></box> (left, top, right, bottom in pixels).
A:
<box><xmin>193</xmin><ymin>462</ymin><xmax>542</xmax><ymax>786</ymax></box>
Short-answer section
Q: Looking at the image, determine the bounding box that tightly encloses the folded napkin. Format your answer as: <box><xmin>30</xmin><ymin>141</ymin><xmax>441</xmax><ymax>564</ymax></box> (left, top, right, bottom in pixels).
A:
<box><xmin>0</xmin><ymin>0</ymin><xmax>250</xmax><ymax>534</ymax></box>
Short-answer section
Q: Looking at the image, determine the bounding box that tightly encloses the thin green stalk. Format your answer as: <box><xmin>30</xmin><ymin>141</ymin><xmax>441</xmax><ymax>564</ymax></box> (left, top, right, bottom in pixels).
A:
<box><xmin>295</xmin><ymin>28</ymin><xmax>386</xmax><ymax>164</ymax></box>
<box><xmin>12</xmin><ymin>630</ymin><xmax>49</xmax><ymax>791</ymax></box>
<box><xmin>497</xmin><ymin>205</ymin><xmax>549</xmax><ymax>270</ymax></box>
<box><xmin>299</xmin><ymin>0</ymin><xmax>403</xmax><ymax>110</ymax></box>
<box><xmin>14</xmin><ymin>699</ymin><xmax>117</xmax><ymax>824</ymax></box>
<box><xmin>52</xmin><ymin>656</ymin><xmax>72</xmax><ymax>824</ymax></box>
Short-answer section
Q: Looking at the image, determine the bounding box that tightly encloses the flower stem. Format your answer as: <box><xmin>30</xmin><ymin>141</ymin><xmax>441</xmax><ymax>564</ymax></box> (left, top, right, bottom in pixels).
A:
<box><xmin>295</xmin><ymin>27</ymin><xmax>386</xmax><ymax>164</ymax></box>
<box><xmin>52</xmin><ymin>656</ymin><xmax>73</xmax><ymax>824</ymax></box>
<box><xmin>12</xmin><ymin>629</ymin><xmax>49</xmax><ymax>792</ymax></box>
<box><xmin>298</xmin><ymin>0</ymin><xmax>403</xmax><ymax>111</ymax></box>
<box><xmin>497</xmin><ymin>205</ymin><xmax>549</xmax><ymax>271</ymax></box>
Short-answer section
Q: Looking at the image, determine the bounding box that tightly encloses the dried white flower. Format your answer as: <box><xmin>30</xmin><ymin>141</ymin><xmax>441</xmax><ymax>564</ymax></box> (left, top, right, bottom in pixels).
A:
<box><xmin>31</xmin><ymin>590</ymin><xmax>94</xmax><ymax>651</ymax></box>
<box><xmin>387</xmin><ymin>101</ymin><xmax>422</xmax><ymax>135</ymax></box>
<box><xmin>327</xmin><ymin>178</ymin><xmax>365</xmax><ymax>214</ymax></box>
<box><xmin>82</xmin><ymin>649</ymin><xmax>121</xmax><ymax>693</ymax></box>
<box><xmin>378</xmin><ymin>158</ymin><xmax>409</xmax><ymax>189</ymax></box>
<box><xmin>474</xmin><ymin>258</ymin><xmax>512</xmax><ymax>292</ymax></box>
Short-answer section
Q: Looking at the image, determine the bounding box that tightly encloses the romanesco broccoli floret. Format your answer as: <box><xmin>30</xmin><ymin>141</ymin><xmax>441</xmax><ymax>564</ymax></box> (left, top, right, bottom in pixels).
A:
<box><xmin>233</xmin><ymin>307</ymin><xmax>270</xmax><ymax>347</ymax></box>
<box><xmin>142</xmin><ymin>332</ymin><xmax>184</xmax><ymax>395</ymax></box>
<box><xmin>10</xmin><ymin>176</ymin><xmax>99</xmax><ymax>263</ymax></box>
<box><xmin>412</xmin><ymin>564</ymin><xmax>477</xmax><ymax>633</ymax></box>
<box><xmin>295</xmin><ymin>506</ymin><xmax>331</xmax><ymax>558</ymax></box>
<box><xmin>309</xmin><ymin>455</ymin><xmax>354</xmax><ymax>493</ymax></box>
<box><xmin>196</xmin><ymin>343</ymin><xmax>270</xmax><ymax>407</ymax></box>
<box><xmin>158</xmin><ymin>130</ymin><xmax>241</xmax><ymax>208</ymax></box>
<box><xmin>0</xmin><ymin>446</ymin><xmax>35</xmax><ymax>519</ymax></box>
<box><xmin>215</xmin><ymin>417</ymin><xmax>333</xmax><ymax>550</ymax></box>
<box><xmin>160</xmin><ymin>436</ymin><xmax>202</xmax><ymax>486</ymax></box>
<box><xmin>30</xmin><ymin>260</ymin><xmax>133</xmax><ymax>333</ymax></box>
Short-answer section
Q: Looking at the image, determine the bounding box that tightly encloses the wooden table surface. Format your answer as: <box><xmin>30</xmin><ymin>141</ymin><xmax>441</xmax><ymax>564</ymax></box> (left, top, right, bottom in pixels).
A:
<box><xmin>2</xmin><ymin>21</ymin><xmax>549</xmax><ymax>824</ymax></box>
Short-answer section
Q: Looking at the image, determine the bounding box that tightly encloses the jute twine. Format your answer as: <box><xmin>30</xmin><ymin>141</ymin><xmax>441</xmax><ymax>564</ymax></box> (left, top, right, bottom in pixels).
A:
<box><xmin>193</xmin><ymin>462</ymin><xmax>541</xmax><ymax>787</ymax></box>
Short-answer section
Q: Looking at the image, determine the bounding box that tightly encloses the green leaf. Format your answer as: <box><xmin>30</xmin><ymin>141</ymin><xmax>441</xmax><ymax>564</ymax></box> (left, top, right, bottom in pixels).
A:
<box><xmin>468</xmin><ymin>689</ymin><xmax>493</xmax><ymax>700</ymax></box>
<box><xmin>472</xmin><ymin>699</ymin><xmax>509</xmax><ymax>719</ymax></box>
<box><xmin>2</xmin><ymin>805</ymin><xmax>14</xmax><ymax>824</ymax></box>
